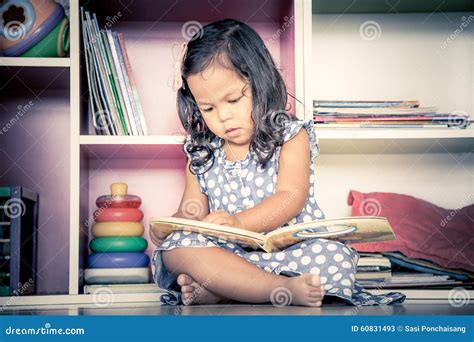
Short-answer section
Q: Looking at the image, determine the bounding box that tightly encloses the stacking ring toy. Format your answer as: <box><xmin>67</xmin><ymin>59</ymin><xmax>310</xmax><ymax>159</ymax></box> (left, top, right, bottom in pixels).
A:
<box><xmin>92</xmin><ymin>222</ymin><xmax>144</xmax><ymax>237</ymax></box>
<box><xmin>88</xmin><ymin>252</ymin><xmax>150</xmax><ymax>268</ymax></box>
<box><xmin>89</xmin><ymin>237</ymin><xmax>148</xmax><ymax>253</ymax></box>
<box><xmin>84</xmin><ymin>267</ymin><xmax>150</xmax><ymax>284</ymax></box>
<box><xmin>96</xmin><ymin>194</ymin><xmax>142</xmax><ymax>209</ymax></box>
<box><xmin>94</xmin><ymin>208</ymin><xmax>144</xmax><ymax>222</ymax></box>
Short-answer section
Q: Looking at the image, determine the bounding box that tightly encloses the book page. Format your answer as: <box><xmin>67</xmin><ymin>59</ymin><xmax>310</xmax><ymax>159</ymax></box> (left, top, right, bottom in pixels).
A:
<box><xmin>149</xmin><ymin>217</ymin><xmax>265</xmax><ymax>249</ymax></box>
<box><xmin>265</xmin><ymin>217</ymin><xmax>395</xmax><ymax>251</ymax></box>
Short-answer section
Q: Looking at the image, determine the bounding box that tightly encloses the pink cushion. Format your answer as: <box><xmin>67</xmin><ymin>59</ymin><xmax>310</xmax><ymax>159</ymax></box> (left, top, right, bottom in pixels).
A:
<box><xmin>348</xmin><ymin>190</ymin><xmax>474</xmax><ymax>272</ymax></box>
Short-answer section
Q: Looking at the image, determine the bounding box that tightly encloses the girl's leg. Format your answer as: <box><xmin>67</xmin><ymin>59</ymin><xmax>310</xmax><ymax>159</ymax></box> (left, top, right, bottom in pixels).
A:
<box><xmin>162</xmin><ymin>247</ymin><xmax>325</xmax><ymax>306</ymax></box>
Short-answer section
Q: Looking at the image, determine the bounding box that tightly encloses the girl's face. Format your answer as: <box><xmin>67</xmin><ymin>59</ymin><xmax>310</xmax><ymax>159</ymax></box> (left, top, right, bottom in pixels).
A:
<box><xmin>187</xmin><ymin>63</ymin><xmax>254</xmax><ymax>146</ymax></box>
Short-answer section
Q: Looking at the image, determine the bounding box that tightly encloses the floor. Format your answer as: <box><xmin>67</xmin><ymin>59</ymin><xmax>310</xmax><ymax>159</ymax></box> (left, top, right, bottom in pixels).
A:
<box><xmin>1</xmin><ymin>303</ymin><xmax>473</xmax><ymax>315</ymax></box>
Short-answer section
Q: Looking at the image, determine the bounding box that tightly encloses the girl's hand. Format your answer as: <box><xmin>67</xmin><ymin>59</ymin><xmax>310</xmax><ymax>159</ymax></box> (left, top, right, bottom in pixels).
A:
<box><xmin>202</xmin><ymin>210</ymin><xmax>244</xmax><ymax>229</ymax></box>
<box><xmin>149</xmin><ymin>225</ymin><xmax>169</xmax><ymax>247</ymax></box>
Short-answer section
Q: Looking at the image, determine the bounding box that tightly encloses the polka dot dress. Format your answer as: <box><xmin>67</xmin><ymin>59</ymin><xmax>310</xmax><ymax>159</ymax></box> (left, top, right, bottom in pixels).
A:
<box><xmin>151</xmin><ymin>120</ymin><xmax>405</xmax><ymax>306</ymax></box>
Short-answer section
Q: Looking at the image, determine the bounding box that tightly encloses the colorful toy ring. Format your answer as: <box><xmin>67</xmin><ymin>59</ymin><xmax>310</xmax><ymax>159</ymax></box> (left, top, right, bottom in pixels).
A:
<box><xmin>89</xmin><ymin>237</ymin><xmax>148</xmax><ymax>253</ymax></box>
<box><xmin>88</xmin><ymin>252</ymin><xmax>150</xmax><ymax>268</ymax></box>
<box><xmin>91</xmin><ymin>222</ymin><xmax>144</xmax><ymax>237</ymax></box>
<box><xmin>94</xmin><ymin>208</ymin><xmax>144</xmax><ymax>222</ymax></box>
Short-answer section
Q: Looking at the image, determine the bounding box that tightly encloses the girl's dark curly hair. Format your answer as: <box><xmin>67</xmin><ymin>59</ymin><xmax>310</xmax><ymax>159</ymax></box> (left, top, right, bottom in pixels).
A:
<box><xmin>177</xmin><ymin>18</ymin><xmax>295</xmax><ymax>174</ymax></box>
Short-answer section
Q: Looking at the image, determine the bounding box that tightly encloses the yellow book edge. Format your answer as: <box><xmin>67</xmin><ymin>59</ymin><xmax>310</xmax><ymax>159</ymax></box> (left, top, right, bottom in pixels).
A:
<box><xmin>149</xmin><ymin>216</ymin><xmax>396</xmax><ymax>253</ymax></box>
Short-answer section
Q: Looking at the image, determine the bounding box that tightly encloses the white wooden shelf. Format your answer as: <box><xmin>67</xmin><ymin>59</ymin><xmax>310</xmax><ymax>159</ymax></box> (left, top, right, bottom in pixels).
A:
<box><xmin>0</xmin><ymin>57</ymin><xmax>70</xmax><ymax>67</ymax></box>
<box><xmin>80</xmin><ymin>135</ymin><xmax>185</xmax><ymax>145</ymax></box>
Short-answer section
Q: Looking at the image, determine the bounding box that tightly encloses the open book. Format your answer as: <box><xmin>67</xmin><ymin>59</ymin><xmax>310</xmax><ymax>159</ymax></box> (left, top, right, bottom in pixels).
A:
<box><xmin>149</xmin><ymin>216</ymin><xmax>395</xmax><ymax>253</ymax></box>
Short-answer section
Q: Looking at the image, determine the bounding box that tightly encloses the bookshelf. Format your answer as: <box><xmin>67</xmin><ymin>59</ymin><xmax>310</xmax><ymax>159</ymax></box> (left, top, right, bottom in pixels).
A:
<box><xmin>0</xmin><ymin>0</ymin><xmax>472</xmax><ymax>307</ymax></box>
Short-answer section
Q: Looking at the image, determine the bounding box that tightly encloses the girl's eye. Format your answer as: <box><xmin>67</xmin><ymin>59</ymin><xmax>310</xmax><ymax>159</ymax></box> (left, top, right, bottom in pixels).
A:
<box><xmin>202</xmin><ymin>107</ymin><xmax>213</xmax><ymax>112</ymax></box>
<box><xmin>228</xmin><ymin>96</ymin><xmax>242</xmax><ymax>104</ymax></box>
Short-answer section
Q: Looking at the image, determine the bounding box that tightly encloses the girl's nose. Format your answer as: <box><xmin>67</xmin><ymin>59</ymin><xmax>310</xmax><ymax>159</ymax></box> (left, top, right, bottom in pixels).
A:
<box><xmin>217</xmin><ymin>108</ymin><xmax>233</xmax><ymax>122</ymax></box>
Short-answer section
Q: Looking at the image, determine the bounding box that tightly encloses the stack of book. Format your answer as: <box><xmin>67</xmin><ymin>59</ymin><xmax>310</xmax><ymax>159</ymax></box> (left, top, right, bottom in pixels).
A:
<box><xmin>81</xmin><ymin>9</ymin><xmax>147</xmax><ymax>136</ymax></box>
<box><xmin>355</xmin><ymin>253</ymin><xmax>392</xmax><ymax>281</ymax></box>
<box><xmin>313</xmin><ymin>100</ymin><xmax>471</xmax><ymax>129</ymax></box>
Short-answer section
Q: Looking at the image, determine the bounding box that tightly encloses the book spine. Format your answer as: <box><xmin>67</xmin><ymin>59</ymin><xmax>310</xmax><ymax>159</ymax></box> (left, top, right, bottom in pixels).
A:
<box><xmin>117</xmin><ymin>33</ymin><xmax>148</xmax><ymax>135</ymax></box>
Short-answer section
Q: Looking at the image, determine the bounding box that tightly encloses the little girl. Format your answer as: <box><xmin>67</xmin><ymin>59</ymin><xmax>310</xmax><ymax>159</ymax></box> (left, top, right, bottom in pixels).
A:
<box><xmin>150</xmin><ymin>19</ymin><xmax>405</xmax><ymax>307</ymax></box>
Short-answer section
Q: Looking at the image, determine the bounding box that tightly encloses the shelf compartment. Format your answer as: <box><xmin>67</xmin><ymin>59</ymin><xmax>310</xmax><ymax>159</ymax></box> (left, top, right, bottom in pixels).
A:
<box><xmin>80</xmin><ymin>135</ymin><xmax>186</xmax><ymax>159</ymax></box>
<box><xmin>0</xmin><ymin>58</ymin><xmax>71</xmax><ymax>68</ymax></box>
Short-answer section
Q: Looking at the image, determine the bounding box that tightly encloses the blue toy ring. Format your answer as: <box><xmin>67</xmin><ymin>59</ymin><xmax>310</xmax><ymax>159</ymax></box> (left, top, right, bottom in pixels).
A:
<box><xmin>0</xmin><ymin>0</ymin><xmax>35</xmax><ymax>41</ymax></box>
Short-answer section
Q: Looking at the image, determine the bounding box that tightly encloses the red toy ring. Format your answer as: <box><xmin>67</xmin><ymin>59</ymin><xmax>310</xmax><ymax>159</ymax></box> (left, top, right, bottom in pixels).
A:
<box><xmin>94</xmin><ymin>208</ymin><xmax>144</xmax><ymax>222</ymax></box>
<box><xmin>96</xmin><ymin>194</ymin><xmax>142</xmax><ymax>209</ymax></box>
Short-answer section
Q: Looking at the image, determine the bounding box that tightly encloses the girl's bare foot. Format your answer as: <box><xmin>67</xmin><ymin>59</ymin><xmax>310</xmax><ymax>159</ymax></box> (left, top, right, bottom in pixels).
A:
<box><xmin>275</xmin><ymin>274</ymin><xmax>325</xmax><ymax>307</ymax></box>
<box><xmin>177</xmin><ymin>274</ymin><xmax>230</xmax><ymax>305</ymax></box>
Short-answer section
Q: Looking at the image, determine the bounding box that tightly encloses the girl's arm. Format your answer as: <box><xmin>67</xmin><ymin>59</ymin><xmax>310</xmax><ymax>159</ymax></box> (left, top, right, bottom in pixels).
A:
<box><xmin>235</xmin><ymin>128</ymin><xmax>311</xmax><ymax>233</ymax></box>
<box><xmin>172</xmin><ymin>160</ymin><xmax>210</xmax><ymax>220</ymax></box>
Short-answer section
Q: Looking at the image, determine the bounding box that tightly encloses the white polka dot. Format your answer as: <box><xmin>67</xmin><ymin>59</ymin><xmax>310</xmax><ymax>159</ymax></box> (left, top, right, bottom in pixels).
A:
<box><xmin>172</xmin><ymin>233</ymin><xmax>181</xmax><ymax>240</ymax></box>
<box><xmin>255</xmin><ymin>177</ymin><xmax>264</xmax><ymax>186</ymax></box>
<box><xmin>162</xmin><ymin>241</ymin><xmax>170</xmax><ymax>248</ymax></box>
<box><xmin>301</xmin><ymin>256</ymin><xmax>311</xmax><ymax>265</ymax></box>
<box><xmin>341</xmin><ymin>279</ymin><xmax>351</xmax><ymax>286</ymax></box>
<box><xmin>314</xmin><ymin>209</ymin><xmax>323</xmax><ymax>218</ymax></box>
<box><xmin>214</xmin><ymin>188</ymin><xmax>221</xmax><ymax>196</ymax></box>
<box><xmin>268</xmin><ymin>167</ymin><xmax>275</xmax><ymax>176</ymax></box>
<box><xmin>342</xmin><ymin>247</ymin><xmax>352</xmax><ymax>255</ymax></box>
<box><xmin>341</xmin><ymin>261</ymin><xmax>352</xmax><ymax>269</ymax></box>
<box><xmin>349</xmin><ymin>273</ymin><xmax>355</xmax><ymax>281</ymax></box>
<box><xmin>224</xmin><ymin>184</ymin><xmax>231</xmax><ymax>192</ymax></box>
<box><xmin>214</xmin><ymin>199</ymin><xmax>220</xmax><ymax>208</ymax></box>
<box><xmin>310</xmin><ymin>266</ymin><xmax>320</xmax><ymax>275</ymax></box>
<box><xmin>257</xmin><ymin>190</ymin><xmax>264</xmax><ymax>198</ymax></box>
<box><xmin>328</xmin><ymin>266</ymin><xmax>338</xmax><ymax>274</ymax></box>
<box><xmin>264</xmin><ymin>266</ymin><xmax>272</xmax><ymax>272</ymax></box>
<box><xmin>271</xmin><ymin>262</ymin><xmax>279</xmax><ymax>268</ymax></box>
<box><xmin>292</xmin><ymin>249</ymin><xmax>303</xmax><ymax>258</ymax></box>
<box><xmin>309</xmin><ymin>187</ymin><xmax>314</xmax><ymax>195</ymax></box>
<box><xmin>228</xmin><ymin>204</ymin><xmax>237</xmax><ymax>212</ymax></box>
<box><xmin>327</xmin><ymin>243</ymin><xmax>338</xmax><ymax>251</ymax></box>
<box><xmin>218</xmin><ymin>175</ymin><xmax>223</xmax><ymax>183</ymax></box>
<box><xmin>262</xmin><ymin>253</ymin><xmax>272</xmax><ymax>260</ymax></box>
<box><xmin>333</xmin><ymin>273</ymin><xmax>342</xmax><ymax>281</ymax></box>
<box><xmin>241</xmin><ymin>187</ymin><xmax>251</xmax><ymax>197</ymax></box>
<box><xmin>288</xmin><ymin>261</ymin><xmax>298</xmax><ymax>270</ymax></box>
<box><xmin>241</xmin><ymin>169</ymin><xmax>248</xmax><ymax>178</ymax></box>
<box><xmin>208</xmin><ymin>179</ymin><xmax>216</xmax><ymax>188</ymax></box>
<box><xmin>343</xmin><ymin>288</ymin><xmax>352</xmax><ymax>296</ymax></box>
<box><xmin>222</xmin><ymin>196</ymin><xmax>229</xmax><ymax>205</ymax></box>
<box><xmin>227</xmin><ymin>243</ymin><xmax>235</xmax><ymax>249</ymax></box>
<box><xmin>315</xmin><ymin>255</ymin><xmax>326</xmax><ymax>264</ymax></box>
<box><xmin>182</xmin><ymin>238</ymin><xmax>191</xmax><ymax>246</ymax></box>
<box><xmin>312</xmin><ymin>244</ymin><xmax>322</xmax><ymax>254</ymax></box>
<box><xmin>333</xmin><ymin>254</ymin><xmax>344</xmax><ymax>262</ymax></box>
<box><xmin>275</xmin><ymin>252</ymin><xmax>285</xmax><ymax>261</ymax></box>
<box><xmin>246</xmin><ymin>171</ymin><xmax>254</xmax><ymax>181</ymax></box>
<box><xmin>300</xmin><ymin>243</ymin><xmax>307</xmax><ymax>248</ymax></box>
<box><xmin>310</xmin><ymin>174</ymin><xmax>315</xmax><ymax>183</ymax></box>
<box><xmin>266</xmin><ymin>184</ymin><xmax>274</xmax><ymax>193</ymax></box>
<box><xmin>230</xmin><ymin>181</ymin><xmax>238</xmax><ymax>190</ymax></box>
<box><xmin>303</xmin><ymin>215</ymin><xmax>312</xmax><ymax>223</ymax></box>
<box><xmin>324</xmin><ymin>284</ymin><xmax>333</xmax><ymax>290</ymax></box>
<box><xmin>329</xmin><ymin>287</ymin><xmax>339</xmax><ymax>293</ymax></box>
<box><xmin>249</xmin><ymin>254</ymin><xmax>260</xmax><ymax>262</ymax></box>
<box><xmin>230</xmin><ymin>194</ymin><xmax>237</xmax><ymax>202</ymax></box>
<box><xmin>320</xmin><ymin>276</ymin><xmax>327</xmax><ymax>284</ymax></box>
<box><xmin>197</xmin><ymin>234</ymin><xmax>206</xmax><ymax>242</ymax></box>
<box><xmin>206</xmin><ymin>242</ymin><xmax>215</xmax><ymax>247</ymax></box>
<box><xmin>182</xmin><ymin>230</ymin><xmax>191</xmax><ymax>236</ymax></box>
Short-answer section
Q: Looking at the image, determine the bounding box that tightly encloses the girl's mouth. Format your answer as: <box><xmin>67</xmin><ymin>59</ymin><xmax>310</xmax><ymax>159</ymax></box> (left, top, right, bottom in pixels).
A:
<box><xmin>225</xmin><ymin>128</ymin><xmax>240</xmax><ymax>137</ymax></box>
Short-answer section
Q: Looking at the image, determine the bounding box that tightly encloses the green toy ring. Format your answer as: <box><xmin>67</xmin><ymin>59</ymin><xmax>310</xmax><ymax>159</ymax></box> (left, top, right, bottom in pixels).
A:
<box><xmin>89</xmin><ymin>236</ymin><xmax>148</xmax><ymax>253</ymax></box>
